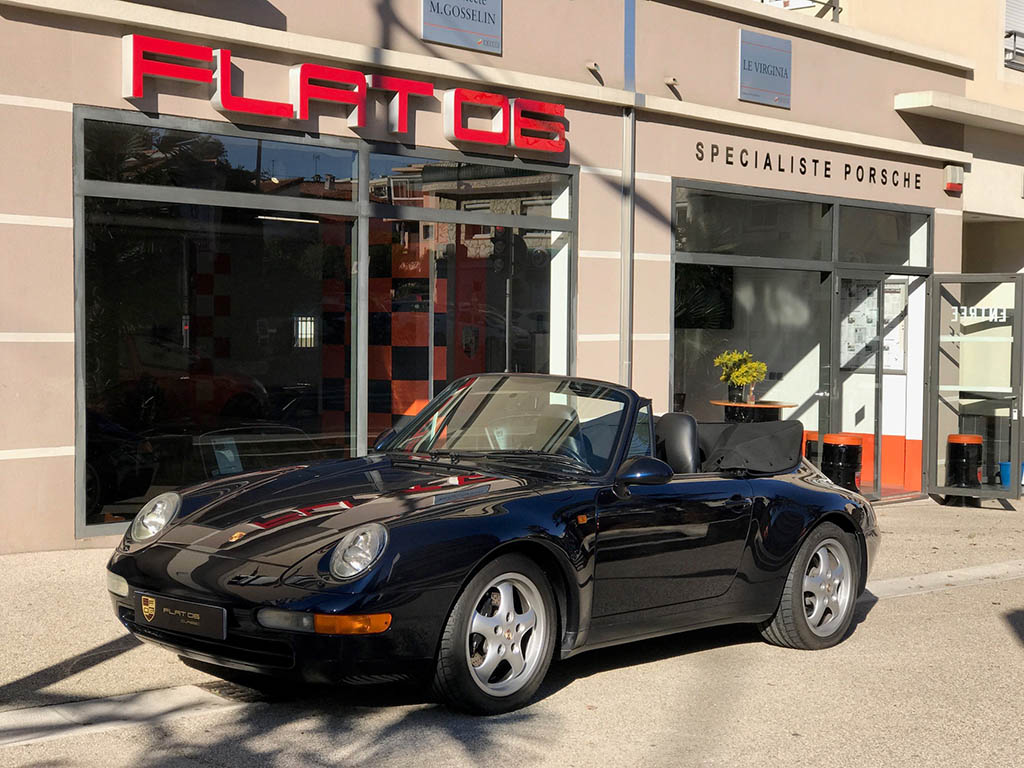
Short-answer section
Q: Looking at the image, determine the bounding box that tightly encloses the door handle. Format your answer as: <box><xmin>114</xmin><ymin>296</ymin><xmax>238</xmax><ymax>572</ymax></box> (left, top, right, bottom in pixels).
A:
<box><xmin>724</xmin><ymin>496</ymin><xmax>752</xmax><ymax>513</ymax></box>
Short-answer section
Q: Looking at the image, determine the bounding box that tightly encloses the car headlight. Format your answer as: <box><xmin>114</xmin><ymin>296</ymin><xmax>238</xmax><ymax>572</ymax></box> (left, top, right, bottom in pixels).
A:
<box><xmin>329</xmin><ymin>523</ymin><xmax>388</xmax><ymax>580</ymax></box>
<box><xmin>129</xmin><ymin>492</ymin><xmax>181</xmax><ymax>542</ymax></box>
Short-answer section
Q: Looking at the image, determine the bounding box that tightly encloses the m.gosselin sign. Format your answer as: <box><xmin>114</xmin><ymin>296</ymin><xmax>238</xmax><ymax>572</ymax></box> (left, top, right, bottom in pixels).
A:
<box><xmin>423</xmin><ymin>0</ymin><xmax>502</xmax><ymax>54</ymax></box>
<box><xmin>695</xmin><ymin>140</ymin><xmax>923</xmax><ymax>190</ymax></box>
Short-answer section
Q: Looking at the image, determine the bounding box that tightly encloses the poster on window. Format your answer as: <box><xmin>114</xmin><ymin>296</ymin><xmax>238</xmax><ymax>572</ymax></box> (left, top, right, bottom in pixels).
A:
<box><xmin>840</xmin><ymin>280</ymin><xmax>878</xmax><ymax>370</ymax></box>
<box><xmin>882</xmin><ymin>280</ymin><xmax>908</xmax><ymax>374</ymax></box>
<box><xmin>840</xmin><ymin>280</ymin><xmax>908</xmax><ymax>372</ymax></box>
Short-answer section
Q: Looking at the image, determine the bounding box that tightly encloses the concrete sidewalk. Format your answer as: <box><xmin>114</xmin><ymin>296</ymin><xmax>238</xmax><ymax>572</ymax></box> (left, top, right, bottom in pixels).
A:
<box><xmin>1</xmin><ymin>496</ymin><xmax>1022</xmax><ymax>716</ymax></box>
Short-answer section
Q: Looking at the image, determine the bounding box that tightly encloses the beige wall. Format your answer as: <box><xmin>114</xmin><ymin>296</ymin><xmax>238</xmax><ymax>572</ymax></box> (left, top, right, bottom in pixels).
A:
<box><xmin>0</xmin><ymin>3</ymin><xmax>966</xmax><ymax>551</ymax></box>
<box><xmin>0</xmin><ymin>0</ymin><xmax>627</xmax><ymax>91</ymax></box>
<box><xmin>963</xmin><ymin>220</ymin><xmax>1024</xmax><ymax>273</ymax></box>
<box><xmin>239</xmin><ymin>0</ymin><xmax>627</xmax><ymax>91</ymax></box>
<box><xmin>962</xmin><ymin>125</ymin><xmax>1024</xmax><ymax>220</ymax></box>
<box><xmin>841</xmin><ymin>0</ymin><xmax>1024</xmax><ymax>111</ymax></box>
<box><xmin>637</xmin><ymin>1</ymin><xmax>967</xmax><ymax>146</ymax></box>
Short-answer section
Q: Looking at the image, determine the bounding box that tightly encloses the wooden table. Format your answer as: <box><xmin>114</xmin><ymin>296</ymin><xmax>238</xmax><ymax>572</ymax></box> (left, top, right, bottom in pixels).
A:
<box><xmin>709</xmin><ymin>400</ymin><xmax>797</xmax><ymax>423</ymax></box>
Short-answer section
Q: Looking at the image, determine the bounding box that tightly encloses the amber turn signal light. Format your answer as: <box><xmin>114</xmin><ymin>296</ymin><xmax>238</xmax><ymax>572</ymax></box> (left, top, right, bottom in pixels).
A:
<box><xmin>313</xmin><ymin>613</ymin><xmax>392</xmax><ymax>635</ymax></box>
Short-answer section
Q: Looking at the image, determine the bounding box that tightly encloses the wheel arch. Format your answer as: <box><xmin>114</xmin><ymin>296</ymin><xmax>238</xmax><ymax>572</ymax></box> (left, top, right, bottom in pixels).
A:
<box><xmin>433</xmin><ymin>538</ymin><xmax>580</xmax><ymax>663</ymax></box>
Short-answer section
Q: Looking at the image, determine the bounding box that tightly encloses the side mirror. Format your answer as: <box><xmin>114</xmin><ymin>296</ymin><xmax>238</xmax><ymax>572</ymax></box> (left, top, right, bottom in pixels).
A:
<box><xmin>615</xmin><ymin>455</ymin><xmax>674</xmax><ymax>487</ymax></box>
<box><xmin>372</xmin><ymin>428</ymin><xmax>396</xmax><ymax>452</ymax></box>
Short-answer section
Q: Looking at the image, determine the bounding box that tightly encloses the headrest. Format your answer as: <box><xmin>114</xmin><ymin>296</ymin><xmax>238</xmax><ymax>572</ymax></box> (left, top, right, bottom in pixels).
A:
<box><xmin>655</xmin><ymin>412</ymin><xmax>700</xmax><ymax>475</ymax></box>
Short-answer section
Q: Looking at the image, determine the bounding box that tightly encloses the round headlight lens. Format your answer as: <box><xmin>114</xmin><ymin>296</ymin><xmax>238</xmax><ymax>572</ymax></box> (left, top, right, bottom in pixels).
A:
<box><xmin>129</xmin><ymin>492</ymin><xmax>182</xmax><ymax>542</ymax></box>
<box><xmin>329</xmin><ymin>524</ymin><xmax>388</xmax><ymax>580</ymax></box>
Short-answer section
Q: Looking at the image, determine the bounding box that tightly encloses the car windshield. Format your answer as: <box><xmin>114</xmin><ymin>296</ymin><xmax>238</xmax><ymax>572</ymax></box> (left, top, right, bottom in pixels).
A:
<box><xmin>386</xmin><ymin>375</ymin><xmax>630</xmax><ymax>475</ymax></box>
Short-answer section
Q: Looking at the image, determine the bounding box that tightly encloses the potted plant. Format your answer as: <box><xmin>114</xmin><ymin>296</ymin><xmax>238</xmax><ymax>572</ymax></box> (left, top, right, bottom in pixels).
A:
<box><xmin>713</xmin><ymin>350</ymin><xmax>767</xmax><ymax>403</ymax></box>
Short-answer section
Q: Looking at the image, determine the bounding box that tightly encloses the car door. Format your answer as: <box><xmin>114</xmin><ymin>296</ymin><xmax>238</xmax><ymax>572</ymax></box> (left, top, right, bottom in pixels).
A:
<box><xmin>590</xmin><ymin>463</ymin><xmax>754</xmax><ymax>622</ymax></box>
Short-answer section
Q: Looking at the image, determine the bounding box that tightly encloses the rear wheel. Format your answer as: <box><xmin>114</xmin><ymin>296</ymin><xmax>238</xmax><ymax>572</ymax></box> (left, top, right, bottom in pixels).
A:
<box><xmin>433</xmin><ymin>554</ymin><xmax>556</xmax><ymax>715</ymax></box>
<box><xmin>760</xmin><ymin>522</ymin><xmax>859</xmax><ymax>650</ymax></box>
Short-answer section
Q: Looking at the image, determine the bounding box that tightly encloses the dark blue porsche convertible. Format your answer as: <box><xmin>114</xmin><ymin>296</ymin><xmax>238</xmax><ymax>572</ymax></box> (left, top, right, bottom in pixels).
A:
<box><xmin>106</xmin><ymin>373</ymin><xmax>879</xmax><ymax>714</ymax></box>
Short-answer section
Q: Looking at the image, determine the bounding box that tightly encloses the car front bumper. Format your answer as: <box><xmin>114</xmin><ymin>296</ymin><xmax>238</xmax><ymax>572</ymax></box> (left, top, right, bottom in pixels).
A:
<box><xmin>106</xmin><ymin>550</ymin><xmax>455</xmax><ymax>684</ymax></box>
<box><xmin>110</xmin><ymin>594</ymin><xmax>433</xmax><ymax>683</ymax></box>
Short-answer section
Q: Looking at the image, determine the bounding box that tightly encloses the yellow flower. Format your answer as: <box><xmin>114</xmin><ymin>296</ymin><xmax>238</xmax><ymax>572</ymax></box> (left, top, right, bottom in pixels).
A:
<box><xmin>713</xmin><ymin>350</ymin><xmax>760</xmax><ymax>384</ymax></box>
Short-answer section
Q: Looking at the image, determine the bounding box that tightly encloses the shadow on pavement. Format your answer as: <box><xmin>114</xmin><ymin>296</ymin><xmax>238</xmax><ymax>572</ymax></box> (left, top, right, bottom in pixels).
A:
<box><xmin>0</xmin><ymin>634</ymin><xmax>141</xmax><ymax>711</ymax></box>
<box><xmin>852</xmin><ymin>589</ymin><xmax>879</xmax><ymax>630</ymax></box>
<box><xmin>1005</xmin><ymin>610</ymin><xmax>1024</xmax><ymax>646</ymax></box>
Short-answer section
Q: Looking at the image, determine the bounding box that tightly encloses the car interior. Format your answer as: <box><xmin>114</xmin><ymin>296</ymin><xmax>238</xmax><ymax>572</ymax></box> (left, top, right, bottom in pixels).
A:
<box><xmin>654</xmin><ymin>413</ymin><xmax>804</xmax><ymax>476</ymax></box>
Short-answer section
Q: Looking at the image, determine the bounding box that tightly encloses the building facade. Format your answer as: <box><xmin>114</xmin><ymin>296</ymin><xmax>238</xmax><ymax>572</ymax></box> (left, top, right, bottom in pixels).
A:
<box><xmin>0</xmin><ymin>0</ymin><xmax>979</xmax><ymax>553</ymax></box>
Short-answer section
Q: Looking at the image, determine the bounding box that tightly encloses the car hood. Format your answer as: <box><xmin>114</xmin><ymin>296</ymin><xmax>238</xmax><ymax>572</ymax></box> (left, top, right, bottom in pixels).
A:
<box><xmin>153</xmin><ymin>454</ymin><xmax>559</xmax><ymax>566</ymax></box>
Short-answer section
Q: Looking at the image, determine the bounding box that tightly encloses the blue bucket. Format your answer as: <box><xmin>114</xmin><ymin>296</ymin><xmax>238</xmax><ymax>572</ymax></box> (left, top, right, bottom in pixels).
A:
<box><xmin>998</xmin><ymin>461</ymin><xmax>1024</xmax><ymax>487</ymax></box>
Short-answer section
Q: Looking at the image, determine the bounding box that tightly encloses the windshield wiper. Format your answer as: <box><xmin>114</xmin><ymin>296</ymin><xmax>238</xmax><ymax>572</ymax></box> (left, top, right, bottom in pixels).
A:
<box><xmin>475</xmin><ymin>450</ymin><xmax>595</xmax><ymax>476</ymax></box>
<box><xmin>386</xmin><ymin>449</ymin><xmax>461</xmax><ymax>465</ymax></box>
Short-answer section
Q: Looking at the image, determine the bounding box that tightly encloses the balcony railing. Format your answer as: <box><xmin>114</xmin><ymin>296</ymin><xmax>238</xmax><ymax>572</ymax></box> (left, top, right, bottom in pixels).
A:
<box><xmin>1006</xmin><ymin>30</ymin><xmax>1024</xmax><ymax>71</ymax></box>
<box><xmin>760</xmin><ymin>0</ymin><xmax>842</xmax><ymax>22</ymax></box>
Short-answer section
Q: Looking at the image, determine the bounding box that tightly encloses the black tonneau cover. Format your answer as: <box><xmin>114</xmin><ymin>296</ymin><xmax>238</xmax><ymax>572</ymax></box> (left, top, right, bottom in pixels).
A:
<box><xmin>698</xmin><ymin>420</ymin><xmax>804</xmax><ymax>475</ymax></box>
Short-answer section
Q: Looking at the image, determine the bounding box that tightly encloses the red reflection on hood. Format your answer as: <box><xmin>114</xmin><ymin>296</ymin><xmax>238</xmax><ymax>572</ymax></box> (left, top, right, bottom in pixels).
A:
<box><xmin>399</xmin><ymin>473</ymin><xmax>494</xmax><ymax>494</ymax></box>
<box><xmin>251</xmin><ymin>498</ymin><xmax>354</xmax><ymax>529</ymax></box>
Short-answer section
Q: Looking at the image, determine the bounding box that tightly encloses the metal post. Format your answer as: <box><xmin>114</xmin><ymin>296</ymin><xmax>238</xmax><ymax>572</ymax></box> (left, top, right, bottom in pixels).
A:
<box><xmin>620</xmin><ymin>0</ymin><xmax>637</xmax><ymax>388</ymax></box>
<box><xmin>620</xmin><ymin>107</ymin><xmax>636</xmax><ymax>388</ymax></box>
<box><xmin>355</xmin><ymin>145</ymin><xmax>370</xmax><ymax>456</ymax></box>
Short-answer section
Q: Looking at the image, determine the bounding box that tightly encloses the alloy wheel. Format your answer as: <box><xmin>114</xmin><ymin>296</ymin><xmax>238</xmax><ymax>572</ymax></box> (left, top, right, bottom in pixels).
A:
<box><xmin>465</xmin><ymin>572</ymin><xmax>547</xmax><ymax>697</ymax></box>
<box><xmin>802</xmin><ymin>538</ymin><xmax>854</xmax><ymax>637</ymax></box>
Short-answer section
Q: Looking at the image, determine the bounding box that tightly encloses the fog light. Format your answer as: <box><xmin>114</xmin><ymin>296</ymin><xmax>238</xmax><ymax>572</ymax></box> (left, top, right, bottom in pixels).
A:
<box><xmin>106</xmin><ymin>570</ymin><xmax>129</xmax><ymax>598</ymax></box>
<box><xmin>257</xmin><ymin>608</ymin><xmax>315</xmax><ymax>633</ymax></box>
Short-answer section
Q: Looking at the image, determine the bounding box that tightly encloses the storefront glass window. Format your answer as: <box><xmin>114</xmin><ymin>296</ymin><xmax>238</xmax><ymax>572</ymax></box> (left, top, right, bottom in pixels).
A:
<box><xmin>83</xmin><ymin>120</ymin><xmax>357</xmax><ymax>201</ymax></box>
<box><xmin>365</xmin><ymin>218</ymin><xmax>570</xmax><ymax>439</ymax></box>
<box><xmin>673</xmin><ymin>264</ymin><xmax>831</xmax><ymax>436</ymax></box>
<box><xmin>83</xmin><ymin>197</ymin><xmax>354</xmax><ymax>525</ymax></box>
<box><xmin>838</xmin><ymin>207</ymin><xmax>929</xmax><ymax>267</ymax></box>
<box><xmin>674</xmin><ymin>187</ymin><xmax>832</xmax><ymax>260</ymax></box>
<box><xmin>79</xmin><ymin>112</ymin><xmax>575</xmax><ymax>531</ymax></box>
<box><xmin>369</xmin><ymin>154</ymin><xmax>571</xmax><ymax>218</ymax></box>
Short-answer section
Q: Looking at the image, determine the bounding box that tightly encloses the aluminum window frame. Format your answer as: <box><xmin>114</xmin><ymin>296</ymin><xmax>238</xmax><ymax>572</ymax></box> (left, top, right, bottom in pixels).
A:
<box><xmin>73</xmin><ymin>105</ymin><xmax>579</xmax><ymax>539</ymax></box>
<box><xmin>668</xmin><ymin>178</ymin><xmax>934</xmax><ymax>500</ymax></box>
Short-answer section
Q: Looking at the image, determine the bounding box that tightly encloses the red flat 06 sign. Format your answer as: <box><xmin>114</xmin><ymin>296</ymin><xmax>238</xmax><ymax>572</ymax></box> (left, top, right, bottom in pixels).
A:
<box><xmin>123</xmin><ymin>34</ymin><xmax>567</xmax><ymax>154</ymax></box>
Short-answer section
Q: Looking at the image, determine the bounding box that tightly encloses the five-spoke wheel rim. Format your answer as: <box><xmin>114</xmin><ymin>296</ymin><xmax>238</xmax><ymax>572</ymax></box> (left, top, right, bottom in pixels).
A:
<box><xmin>466</xmin><ymin>572</ymin><xmax>547</xmax><ymax>697</ymax></box>
<box><xmin>802</xmin><ymin>538</ymin><xmax>853</xmax><ymax>638</ymax></box>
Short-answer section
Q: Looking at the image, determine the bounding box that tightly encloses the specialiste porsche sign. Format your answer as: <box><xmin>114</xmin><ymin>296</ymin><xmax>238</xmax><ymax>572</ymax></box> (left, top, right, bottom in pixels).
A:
<box><xmin>121</xmin><ymin>34</ymin><xmax>565</xmax><ymax>154</ymax></box>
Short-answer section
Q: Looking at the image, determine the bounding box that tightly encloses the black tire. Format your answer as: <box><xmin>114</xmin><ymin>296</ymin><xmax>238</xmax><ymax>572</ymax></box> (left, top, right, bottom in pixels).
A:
<box><xmin>760</xmin><ymin>522</ymin><xmax>860</xmax><ymax>650</ymax></box>
<box><xmin>432</xmin><ymin>554</ymin><xmax>557</xmax><ymax>715</ymax></box>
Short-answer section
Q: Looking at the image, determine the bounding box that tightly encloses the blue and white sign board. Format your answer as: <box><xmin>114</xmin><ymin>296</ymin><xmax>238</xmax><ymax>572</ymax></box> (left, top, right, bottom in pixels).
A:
<box><xmin>422</xmin><ymin>0</ymin><xmax>502</xmax><ymax>55</ymax></box>
<box><xmin>738</xmin><ymin>29</ymin><xmax>792</xmax><ymax>109</ymax></box>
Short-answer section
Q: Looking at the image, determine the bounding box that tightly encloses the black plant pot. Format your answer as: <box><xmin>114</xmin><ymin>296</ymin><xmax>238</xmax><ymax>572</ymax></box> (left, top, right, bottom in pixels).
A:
<box><xmin>727</xmin><ymin>384</ymin><xmax>744</xmax><ymax>403</ymax></box>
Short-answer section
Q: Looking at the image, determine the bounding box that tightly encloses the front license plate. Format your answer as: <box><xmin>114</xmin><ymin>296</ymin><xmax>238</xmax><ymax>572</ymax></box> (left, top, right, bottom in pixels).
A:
<box><xmin>134</xmin><ymin>593</ymin><xmax>227</xmax><ymax>640</ymax></box>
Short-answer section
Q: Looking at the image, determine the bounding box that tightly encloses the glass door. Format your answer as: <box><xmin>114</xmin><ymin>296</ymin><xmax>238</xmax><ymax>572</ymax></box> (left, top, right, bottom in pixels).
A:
<box><xmin>928</xmin><ymin>275</ymin><xmax>1022</xmax><ymax>499</ymax></box>
<box><xmin>833</xmin><ymin>273</ymin><xmax>884</xmax><ymax>500</ymax></box>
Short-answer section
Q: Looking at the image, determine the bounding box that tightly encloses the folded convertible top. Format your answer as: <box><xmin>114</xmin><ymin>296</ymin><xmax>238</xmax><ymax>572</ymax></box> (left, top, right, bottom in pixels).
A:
<box><xmin>698</xmin><ymin>420</ymin><xmax>804</xmax><ymax>475</ymax></box>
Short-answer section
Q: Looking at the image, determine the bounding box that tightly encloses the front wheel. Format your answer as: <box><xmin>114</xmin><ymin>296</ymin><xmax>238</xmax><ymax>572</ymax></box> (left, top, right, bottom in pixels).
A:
<box><xmin>433</xmin><ymin>554</ymin><xmax>557</xmax><ymax>715</ymax></box>
<box><xmin>760</xmin><ymin>522</ymin><xmax>860</xmax><ymax>650</ymax></box>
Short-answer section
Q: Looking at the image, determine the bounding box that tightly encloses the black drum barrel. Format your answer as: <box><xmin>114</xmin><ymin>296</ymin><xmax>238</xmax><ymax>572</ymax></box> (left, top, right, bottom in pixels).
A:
<box><xmin>821</xmin><ymin>434</ymin><xmax>862</xmax><ymax>493</ymax></box>
<box><xmin>945</xmin><ymin>435</ymin><xmax>983</xmax><ymax>489</ymax></box>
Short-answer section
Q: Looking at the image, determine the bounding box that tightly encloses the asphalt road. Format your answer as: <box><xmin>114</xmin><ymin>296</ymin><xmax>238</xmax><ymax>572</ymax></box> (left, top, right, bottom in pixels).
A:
<box><xmin>2</xmin><ymin>499</ymin><xmax>1023</xmax><ymax>767</ymax></box>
